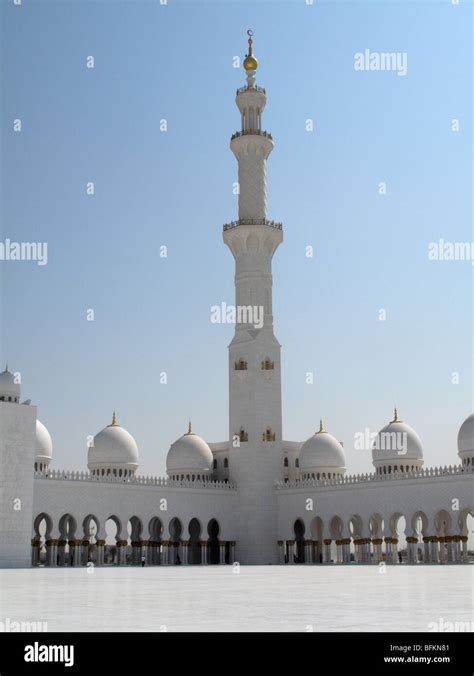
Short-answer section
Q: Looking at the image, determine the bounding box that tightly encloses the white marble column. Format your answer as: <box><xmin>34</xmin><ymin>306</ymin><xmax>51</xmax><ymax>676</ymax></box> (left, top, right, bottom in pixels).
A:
<box><xmin>323</xmin><ymin>539</ymin><xmax>332</xmax><ymax>564</ymax></box>
<box><xmin>201</xmin><ymin>542</ymin><xmax>208</xmax><ymax>565</ymax></box>
<box><xmin>287</xmin><ymin>540</ymin><xmax>295</xmax><ymax>564</ymax></box>
<box><xmin>220</xmin><ymin>543</ymin><xmax>226</xmax><ymax>564</ymax></box>
<box><xmin>304</xmin><ymin>540</ymin><xmax>313</xmax><ymax>564</ymax></box>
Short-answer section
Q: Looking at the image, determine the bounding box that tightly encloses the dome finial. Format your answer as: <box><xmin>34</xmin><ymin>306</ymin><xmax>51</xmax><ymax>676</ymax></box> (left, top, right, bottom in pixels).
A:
<box><xmin>111</xmin><ymin>410</ymin><xmax>117</xmax><ymax>426</ymax></box>
<box><xmin>392</xmin><ymin>407</ymin><xmax>399</xmax><ymax>422</ymax></box>
<box><xmin>5</xmin><ymin>362</ymin><xmax>8</xmax><ymax>372</ymax></box>
<box><xmin>187</xmin><ymin>420</ymin><xmax>193</xmax><ymax>435</ymax></box>
<box><xmin>319</xmin><ymin>419</ymin><xmax>324</xmax><ymax>433</ymax></box>
<box><xmin>243</xmin><ymin>29</ymin><xmax>258</xmax><ymax>73</ymax></box>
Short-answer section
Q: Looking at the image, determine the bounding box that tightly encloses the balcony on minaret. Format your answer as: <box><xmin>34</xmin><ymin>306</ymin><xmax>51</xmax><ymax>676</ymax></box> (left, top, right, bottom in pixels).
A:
<box><xmin>234</xmin><ymin>359</ymin><xmax>248</xmax><ymax>371</ymax></box>
<box><xmin>261</xmin><ymin>359</ymin><xmax>274</xmax><ymax>370</ymax></box>
<box><xmin>262</xmin><ymin>428</ymin><xmax>276</xmax><ymax>442</ymax></box>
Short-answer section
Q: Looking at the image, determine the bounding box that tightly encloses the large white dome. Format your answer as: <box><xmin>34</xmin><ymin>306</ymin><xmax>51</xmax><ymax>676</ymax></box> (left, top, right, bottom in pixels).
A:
<box><xmin>457</xmin><ymin>413</ymin><xmax>474</xmax><ymax>457</ymax></box>
<box><xmin>167</xmin><ymin>424</ymin><xmax>213</xmax><ymax>479</ymax></box>
<box><xmin>299</xmin><ymin>423</ymin><xmax>346</xmax><ymax>477</ymax></box>
<box><xmin>35</xmin><ymin>420</ymin><xmax>52</xmax><ymax>469</ymax></box>
<box><xmin>372</xmin><ymin>411</ymin><xmax>423</xmax><ymax>470</ymax></box>
<box><xmin>88</xmin><ymin>414</ymin><xmax>139</xmax><ymax>477</ymax></box>
<box><xmin>0</xmin><ymin>366</ymin><xmax>20</xmax><ymax>403</ymax></box>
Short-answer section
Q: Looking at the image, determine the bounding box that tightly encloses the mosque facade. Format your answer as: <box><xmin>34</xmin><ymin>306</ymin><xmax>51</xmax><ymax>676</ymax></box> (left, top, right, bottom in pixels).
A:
<box><xmin>0</xmin><ymin>34</ymin><xmax>472</xmax><ymax>568</ymax></box>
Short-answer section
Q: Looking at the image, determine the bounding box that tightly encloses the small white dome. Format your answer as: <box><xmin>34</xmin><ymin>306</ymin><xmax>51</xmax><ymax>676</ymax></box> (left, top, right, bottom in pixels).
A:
<box><xmin>167</xmin><ymin>424</ymin><xmax>213</xmax><ymax>477</ymax></box>
<box><xmin>457</xmin><ymin>413</ymin><xmax>474</xmax><ymax>457</ymax></box>
<box><xmin>0</xmin><ymin>366</ymin><xmax>20</xmax><ymax>402</ymax></box>
<box><xmin>299</xmin><ymin>422</ymin><xmax>346</xmax><ymax>475</ymax></box>
<box><xmin>88</xmin><ymin>413</ymin><xmax>139</xmax><ymax>475</ymax></box>
<box><xmin>372</xmin><ymin>411</ymin><xmax>423</xmax><ymax>468</ymax></box>
<box><xmin>35</xmin><ymin>420</ymin><xmax>52</xmax><ymax>468</ymax></box>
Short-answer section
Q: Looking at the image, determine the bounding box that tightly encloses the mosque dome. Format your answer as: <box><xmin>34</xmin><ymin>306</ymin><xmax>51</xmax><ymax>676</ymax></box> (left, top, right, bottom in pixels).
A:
<box><xmin>299</xmin><ymin>421</ymin><xmax>346</xmax><ymax>479</ymax></box>
<box><xmin>0</xmin><ymin>366</ymin><xmax>20</xmax><ymax>403</ymax></box>
<box><xmin>166</xmin><ymin>423</ymin><xmax>213</xmax><ymax>481</ymax></box>
<box><xmin>35</xmin><ymin>420</ymin><xmax>52</xmax><ymax>470</ymax></box>
<box><xmin>457</xmin><ymin>413</ymin><xmax>474</xmax><ymax>466</ymax></box>
<box><xmin>88</xmin><ymin>413</ymin><xmax>139</xmax><ymax>478</ymax></box>
<box><xmin>372</xmin><ymin>410</ymin><xmax>423</xmax><ymax>474</ymax></box>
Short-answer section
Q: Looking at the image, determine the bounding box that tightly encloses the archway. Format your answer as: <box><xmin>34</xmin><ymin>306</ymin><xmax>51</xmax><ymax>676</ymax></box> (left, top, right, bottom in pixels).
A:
<box><xmin>128</xmin><ymin>516</ymin><xmax>143</xmax><ymax>565</ymax></box>
<box><xmin>33</xmin><ymin>513</ymin><xmax>53</xmax><ymax>566</ymax></box>
<box><xmin>411</xmin><ymin>511</ymin><xmax>429</xmax><ymax>563</ymax></box>
<box><xmin>148</xmin><ymin>517</ymin><xmax>163</xmax><ymax>565</ymax></box>
<box><xmin>105</xmin><ymin>515</ymin><xmax>121</xmax><ymax>565</ymax></box>
<box><xmin>310</xmin><ymin>516</ymin><xmax>324</xmax><ymax>563</ymax></box>
<box><xmin>389</xmin><ymin>512</ymin><xmax>407</xmax><ymax>563</ymax></box>
<box><xmin>293</xmin><ymin>518</ymin><xmax>305</xmax><ymax>563</ymax></box>
<box><xmin>207</xmin><ymin>519</ymin><xmax>220</xmax><ymax>564</ymax></box>
<box><xmin>169</xmin><ymin>517</ymin><xmax>183</xmax><ymax>565</ymax></box>
<box><xmin>58</xmin><ymin>514</ymin><xmax>77</xmax><ymax>566</ymax></box>
<box><xmin>82</xmin><ymin>515</ymin><xmax>100</xmax><ymax>565</ymax></box>
<box><xmin>188</xmin><ymin>518</ymin><xmax>202</xmax><ymax>564</ymax></box>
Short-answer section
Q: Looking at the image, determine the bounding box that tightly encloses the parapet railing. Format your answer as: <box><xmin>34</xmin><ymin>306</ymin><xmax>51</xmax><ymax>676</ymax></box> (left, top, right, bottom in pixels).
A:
<box><xmin>34</xmin><ymin>469</ymin><xmax>236</xmax><ymax>490</ymax></box>
<box><xmin>223</xmin><ymin>218</ymin><xmax>283</xmax><ymax>232</ymax></box>
<box><xmin>231</xmin><ymin>129</ymin><xmax>273</xmax><ymax>141</ymax></box>
<box><xmin>236</xmin><ymin>84</ymin><xmax>266</xmax><ymax>95</ymax></box>
<box><xmin>276</xmin><ymin>463</ymin><xmax>473</xmax><ymax>490</ymax></box>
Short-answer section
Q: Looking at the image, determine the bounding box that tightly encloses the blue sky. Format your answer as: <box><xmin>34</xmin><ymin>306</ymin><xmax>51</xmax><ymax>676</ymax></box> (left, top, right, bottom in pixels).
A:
<box><xmin>1</xmin><ymin>0</ymin><xmax>472</xmax><ymax>475</ymax></box>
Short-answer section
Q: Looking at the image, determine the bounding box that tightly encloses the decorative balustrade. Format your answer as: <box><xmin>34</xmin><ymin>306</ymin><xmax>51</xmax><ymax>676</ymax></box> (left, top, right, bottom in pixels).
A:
<box><xmin>223</xmin><ymin>218</ymin><xmax>283</xmax><ymax>232</ymax></box>
<box><xmin>236</xmin><ymin>84</ymin><xmax>266</xmax><ymax>95</ymax></box>
<box><xmin>34</xmin><ymin>468</ymin><xmax>236</xmax><ymax>490</ymax></box>
<box><xmin>231</xmin><ymin>129</ymin><xmax>273</xmax><ymax>141</ymax></box>
<box><xmin>275</xmin><ymin>463</ymin><xmax>473</xmax><ymax>490</ymax></box>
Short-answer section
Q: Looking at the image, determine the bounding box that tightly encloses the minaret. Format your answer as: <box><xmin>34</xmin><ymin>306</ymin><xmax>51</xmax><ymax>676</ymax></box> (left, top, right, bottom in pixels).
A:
<box><xmin>223</xmin><ymin>31</ymin><xmax>283</xmax><ymax>564</ymax></box>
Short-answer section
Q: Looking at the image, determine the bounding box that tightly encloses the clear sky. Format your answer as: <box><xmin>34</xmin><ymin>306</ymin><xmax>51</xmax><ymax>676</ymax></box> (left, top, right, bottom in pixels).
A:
<box><xmin>1</xmin><ymin>0</ymin><xmax>472</xmax><ymax>476</ymax></box>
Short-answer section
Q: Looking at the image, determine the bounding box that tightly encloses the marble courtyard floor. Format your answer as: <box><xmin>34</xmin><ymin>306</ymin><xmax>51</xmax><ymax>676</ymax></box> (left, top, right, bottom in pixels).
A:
<box><xmin>0</xmin><ymin>565</ymin><xmax>472</xmax><ymax>632</ymax></box>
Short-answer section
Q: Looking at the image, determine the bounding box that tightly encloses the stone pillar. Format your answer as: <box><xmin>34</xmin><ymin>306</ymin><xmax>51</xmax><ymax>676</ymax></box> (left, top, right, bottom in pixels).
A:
<box><xmin>438</xmin><ymin>537</ymin><xmax>446</xmax><ymax>563</ymax></box>
<box><xmin>57</xmin><ymin>540</ymin><xmax>67</xmax><ymax>566</ymax></box>
<box><xmin>384</xmin><ymin>537</ymin><xmax>392</xmax><ymax>563</ymax></box>
<box><xmin>45</xmin><ymin>539</ymin><xmax>55</xmax><ymax>566</ymax></box>
<box><xmin>132</xmin><ymin>541</ymin><xmax>143</xmax><ymax>565</ymax></box>
<box><xmin>95</xmin><ymin>540</ymin><xmax>105</xmax><ymax>566</ymax></box>
<box><xmin>423</xmin><ymin>537</ymin><xmax>431</xmax><ymax>563</ymax></box>
<box><xmin>461</xmin><ymin>536</ymin><xmax>468</xmax><ymax>562</ymax></box>
<box><xmin>287</xmin><ymin>540</ymin><xmax>295</xmax><ymax>564</ymax></box>
<box><xmin>323</xmin><ymin>539</ymin><xmax>332</xmax><ymax>564</ymax></box>
<box><xmin>445</xmin><ymin>536</ymin><xmax>453</xmax><ymax>563</ymax></box>
<box><xmin>372</xmin><ymin>539</ymin><xmax>383</xmax><ymax>563</ymax></box>
<box><xmin>161</xmin><ymin>541</ymin><xmax>169</xmax><ymax>565</ymax></box>
<box><xmin>182</xmin><ymin>541</ymin><xmax>189</xmax><ymax>565</ymax></box>
<box><xmin>451</xmin><ymin>536</ymin><xmax>460</xmax><ymax>563</ymax></box>
<box><xmin>31</xmin><ymin>538</ymin><xmax>41</xmax><ymax>566</ymax></box>
<box><xmin>430</xmin><ymin>537</ymin><xmax>439</xmax><ymax>564</ymax></box>
<box><xmin>201</xmin><ymin>542</ymin><xmax>208</xmax><ymax>565</ymax></box>
<box><xmin>304</xmin><ymin>540</ymin><xmax>313</xmax><ymax>564</ymax></box>
<box><xmin>406</xmin><ymin>537</ymin><xmax>417</xmax><ymax>564</ymax></box>
<box><xmin>116</xmin><ymin>540</ymin><xmax>128</xmax><ymax>565</ymax></box>
<box><xmin>230</xmin><ymin>541</ymin><xmax>236</xmax><ymax>564</ymax></box>
<box><xmin>70</xmin><ymin>539</ymin><xmax>82</xmax><ymax>566</ymax></box>
<box><xmin>219</xmin><ymin>542</ymin><xmax>226</xmax><ymax>564</ymax></box>
<box><xmin>277</xmin><ymin>540</ymin><xmax>285</xmax><ymax>564</ymax></box>
<box><xmin>81</xmin><ymin>540</ymin><xmax>90</xmax><ymax>566</ymax></box>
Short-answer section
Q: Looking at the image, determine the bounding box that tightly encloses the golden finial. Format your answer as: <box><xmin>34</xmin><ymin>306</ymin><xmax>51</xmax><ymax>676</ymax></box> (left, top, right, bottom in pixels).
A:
<box><xmin>243</xmin><ymin>29</ymin><xmax>258</xmax><ymax>71</ymax></box>
<box><xmin>187</xmin><ymin>420</ymin><xmax>193</xmax><ymax>435</ymax></box>
<box><xmin>392</xmin><ymin>408</ymin><xmax>399</xmax><ymax>423</ymax></box>
<box><xmin>111</xmin><ymin>411</ymin><xmax>117</xmax><ymax>426</ymax></box>
<box><xmin>319</xmin><ymin>419</ymin><xmax>324</xmax><ymax>433</ymax></box>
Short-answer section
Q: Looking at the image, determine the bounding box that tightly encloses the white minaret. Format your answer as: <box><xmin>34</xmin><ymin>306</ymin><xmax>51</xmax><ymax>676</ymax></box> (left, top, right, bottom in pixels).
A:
<box><xmin>224</xmin><ymin>32</ymin><xmax>283</xmax><ymax>564</ymax></box>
